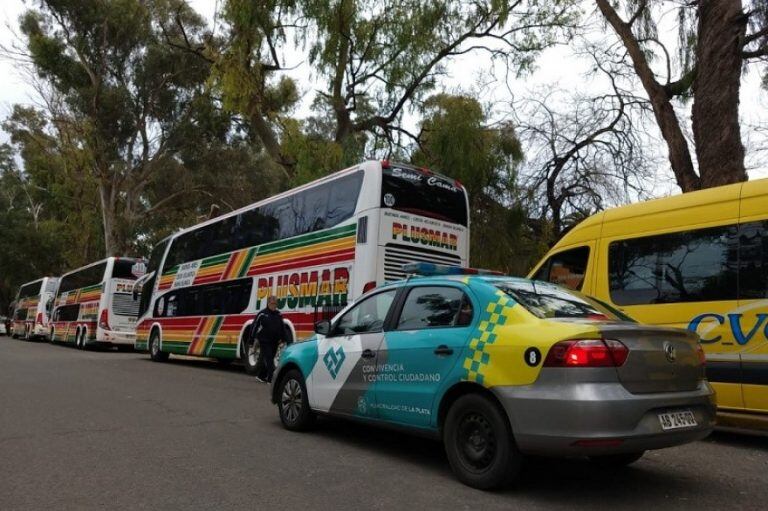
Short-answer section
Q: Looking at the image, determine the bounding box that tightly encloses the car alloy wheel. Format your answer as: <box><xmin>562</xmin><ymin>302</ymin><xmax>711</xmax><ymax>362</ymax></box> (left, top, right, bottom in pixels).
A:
<box><xmin>281</xmin><ymin>379</ymin><xmax>303</xmax><ymax>425</ymax></box>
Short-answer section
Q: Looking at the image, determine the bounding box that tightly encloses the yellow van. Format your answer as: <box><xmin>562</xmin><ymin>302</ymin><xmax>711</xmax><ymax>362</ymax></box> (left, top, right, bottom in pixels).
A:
<box><xmin>529</xmin><ymin>178</ymin><xmax>768</xmax><ymax>429</ymax></box>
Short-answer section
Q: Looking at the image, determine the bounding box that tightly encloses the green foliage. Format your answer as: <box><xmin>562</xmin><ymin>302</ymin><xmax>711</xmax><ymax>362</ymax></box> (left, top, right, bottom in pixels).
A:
<box><xmin>412</xmin><ymin>94</ymin><xmax>538</xmax><ymax>275</ymax></box>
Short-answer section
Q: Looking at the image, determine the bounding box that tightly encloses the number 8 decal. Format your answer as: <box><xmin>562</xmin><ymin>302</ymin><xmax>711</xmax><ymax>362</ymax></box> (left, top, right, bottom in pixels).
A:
<box><xmin>524</xmin><ymin>347</ymin><xmax>541</xmax><ymax>367</ymax></box>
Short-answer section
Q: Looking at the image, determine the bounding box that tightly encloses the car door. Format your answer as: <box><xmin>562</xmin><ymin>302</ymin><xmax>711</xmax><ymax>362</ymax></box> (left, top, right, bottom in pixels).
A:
<box><xmin>373</xmin><ymin>285</ymin><xmax>474</xmax><ymax>428</ymax></box>
<box><xmin>307</xmin><ymin>289</ymin><xmax>398</xmax><ymax>419</ymax></box>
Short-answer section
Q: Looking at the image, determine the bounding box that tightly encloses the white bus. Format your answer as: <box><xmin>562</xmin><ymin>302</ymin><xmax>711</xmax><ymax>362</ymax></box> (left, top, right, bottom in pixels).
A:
<box><xmin>11</xmin><ymin>277</ymin><xmax>59</xmax><ymax>340</ymax></box>
<box><xmin>50</xmin><ymin>257</ymin><xmax>146</xmax><ymax>350</ymax></box>
<box><xmin>134</xmin><ymin>160</ymin><xmax>470</xmax><ymax>372</ymax></box>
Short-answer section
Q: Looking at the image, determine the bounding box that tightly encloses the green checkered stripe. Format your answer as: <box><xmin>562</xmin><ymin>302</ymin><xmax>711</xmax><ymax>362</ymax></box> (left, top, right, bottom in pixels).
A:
<box><xmin>462</xmin><ymin>292</ymin><xmax>516</xmax><ymax>384</ymax></box>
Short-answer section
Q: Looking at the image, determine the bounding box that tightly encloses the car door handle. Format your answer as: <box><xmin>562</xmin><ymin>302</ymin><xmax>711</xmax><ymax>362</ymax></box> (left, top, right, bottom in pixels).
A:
<box><xmin>361</xmin><ymin>349</ymin><xmax>375</xmax><ymax>359</ymax></box>
<box><xmin>434</xmin><ymin>345</ymin><xmax>453</xmax><ymax>356</ymax></box>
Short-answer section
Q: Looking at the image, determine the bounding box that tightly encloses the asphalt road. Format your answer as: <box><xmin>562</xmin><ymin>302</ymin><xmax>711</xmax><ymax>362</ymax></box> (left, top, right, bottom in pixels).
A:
<box><xmin>1</xmin><ymin>339</ymin><xmax>767</xmax><ymax>511</ymax></box>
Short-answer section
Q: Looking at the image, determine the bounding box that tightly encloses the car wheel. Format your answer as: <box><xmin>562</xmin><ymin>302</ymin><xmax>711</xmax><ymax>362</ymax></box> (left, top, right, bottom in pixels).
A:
<box><xmin>149</xmin><ymin>331</ymin><xmax>169</xmax><ymax>362</ymax></box>
<box><xmin>277</xmin><ymin>369</ymin><xmax>315</xmax><ymax>431</ymax></box>
<box><xmin>242</xmin><ymin>337</ymin><xmax>259</xmax><ymax>375</ymax></box>
<box><xmin>589</xmin><ymin>451</ymin><xmax>645</xmax><ymax>467</ymax></box>
<box><xmin>49</xmin><ymin>328</ymin><xmax>55</xmax><ymax>343</ymax></box>
<box><xmin>443</xmin><ymin>393</ymin><xmax>522</xmax><ymax>490</ymax></box>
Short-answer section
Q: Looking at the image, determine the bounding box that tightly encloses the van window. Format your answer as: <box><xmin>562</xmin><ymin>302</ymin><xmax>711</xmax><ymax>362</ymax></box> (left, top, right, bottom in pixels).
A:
<box><xmin>738</xmin><ymin>221</ymin><xmax>768</xmax><ymax>299</ymax></box>
<box><xmin>533</xmin><ymin>246</ymin><xmax>589</xmax><ymax>291</ymax></box>
<box><xmin>608</xmin><ymin>225</ymin><xmax>738</xmax><ymax>305</ymax></box>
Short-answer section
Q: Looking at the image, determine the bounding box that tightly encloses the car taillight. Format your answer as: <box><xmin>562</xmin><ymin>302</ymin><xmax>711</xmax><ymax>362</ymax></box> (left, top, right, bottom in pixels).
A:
<box><xmin>99</xmin><ymin>309</ymin><xmax>111</xmax><ymax>331</ymax></box>
<box><xmin>36</xmin><ymin>313</ymin><xmax>43</xmax><ymax>325</ymax></box>
<box><xmin>363</xmin><ymin>281</ymin><xmax>377</xmax><ymax>293</ymax></box>
<box><xmin>696</xmin><ymin>344</ymin><xmax>706</xmax><ymax>366</ymax></box>
<box><xmin>544</xmin><ymin>339</ymin><xmax>629</xmax><ymax>367</ymax></box>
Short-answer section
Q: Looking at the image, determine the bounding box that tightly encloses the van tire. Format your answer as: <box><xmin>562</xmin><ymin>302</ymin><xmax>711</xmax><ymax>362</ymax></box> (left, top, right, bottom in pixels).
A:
<box><xmin>149</xmin><ymin>331</ymin><xmax>169</xmax><ymax>362</ymax></box>
<box><xmin>443</xmin><ymin>393</ymin><xmax>522</xmax><ymax>490</ymax></box>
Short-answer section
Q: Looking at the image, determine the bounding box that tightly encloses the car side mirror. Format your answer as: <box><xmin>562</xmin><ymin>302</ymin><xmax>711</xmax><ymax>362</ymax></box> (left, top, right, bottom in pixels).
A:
<box><xmin>314</xmin><ymin>320</ymin><xmax>331</xmax><ymax>336</ymax></box>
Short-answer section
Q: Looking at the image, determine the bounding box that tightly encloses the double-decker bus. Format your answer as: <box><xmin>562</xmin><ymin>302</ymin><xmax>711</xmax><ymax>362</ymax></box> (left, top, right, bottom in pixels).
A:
<box><xmin>134</xmin><ymin>160</ymin><xmax>470</xmax><ymax>372</ymax></box>
<box><xmin>11</xmin><ymin>277</ymin><xmax>59</xmax><ymax>340</ymax></box>
<box><xmin>50</xmin><ymin>257</ymin><xmax>146</xmax><ymax>350</ymax></box>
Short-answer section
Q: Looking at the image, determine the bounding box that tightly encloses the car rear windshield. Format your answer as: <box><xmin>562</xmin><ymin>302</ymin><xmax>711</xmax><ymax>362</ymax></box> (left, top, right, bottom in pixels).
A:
<box><xmin>495</xmin><ymin>280</ymin><xmax>622</xmax><ymax>320</ymax></box>
<box><xmin>381</xmin><ymin>165</ymin><xmax>468</xmax><ymax>226</ymax></box>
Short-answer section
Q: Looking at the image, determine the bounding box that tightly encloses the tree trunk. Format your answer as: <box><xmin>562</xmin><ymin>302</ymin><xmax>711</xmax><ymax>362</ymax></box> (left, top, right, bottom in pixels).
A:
<box><xmin>692</xmin><ymin>0</ymin><xmax>748</xmax><ymax>189</ymax></box>
<box><xmin>596</xmin><ymin>0</ymin><xmax>701</xmax><ymax>192</ymax></box>
<box><xmin>98</xmin><ymin>182</ymin><xmax>118</xmax><ymax>257</ymax></box>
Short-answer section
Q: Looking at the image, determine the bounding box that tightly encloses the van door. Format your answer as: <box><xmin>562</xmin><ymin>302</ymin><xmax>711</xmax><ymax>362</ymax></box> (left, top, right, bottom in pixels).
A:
<box><xmin>737</xmin><ymin>179</ymin><xmax>768</xmax><ymax>413</ymax></box>
<box><xmin>595</xmin><ymin>225</ymin><xmax>745</xmax><ymax>411</ymax></box>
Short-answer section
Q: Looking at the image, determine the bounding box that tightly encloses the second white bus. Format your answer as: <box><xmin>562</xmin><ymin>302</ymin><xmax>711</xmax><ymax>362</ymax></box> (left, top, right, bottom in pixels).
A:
<box><xmin>50</xmin><ymin>257</ymin><xmax>146</xmax><ymax>350</ymax></box>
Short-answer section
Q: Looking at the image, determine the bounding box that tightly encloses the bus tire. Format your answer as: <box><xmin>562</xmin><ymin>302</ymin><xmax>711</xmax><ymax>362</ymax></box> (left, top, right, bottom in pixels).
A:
<box><xmin>74</xmin><ymin>328</ymin><xmax>82</xmax><ymax>348</ymax></box>
<box><xmin>242</xmin><ymin>337</ymin><xmax>259</xmax><ymax>375</ymax></box>
<box><xmin>149</xmin><ymin>330</ymin><xmax>169</xmax><ymax>362</ymax></box>
<box><xmin>79</xmin><ymin>329</ymin><xmax>89</xmax><ymax>350</ymax></box>
<box><xmin>277</xmin><ymin>369</ymin><xmax>315</xmax><ymax>431</ymax></box>
<box><xmin>443</xmin><ymin>393</ymin><xmax>522</xmax><ymax>490</ymax></box>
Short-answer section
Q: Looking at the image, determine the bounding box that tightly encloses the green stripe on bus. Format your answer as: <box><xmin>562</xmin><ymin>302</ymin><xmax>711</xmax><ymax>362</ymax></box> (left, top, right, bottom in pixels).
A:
<box><xmin>256</xmin><ymin>223</ymin><xmax>356</xmax><ymax>256</ymax></box>
<box><xmin>160</xmin><ymin>222</ymin><xmax>356</xmax><ymax>276</ymax></box>
<box><xmin>200</xmin><ymin>253</ymin><xmax>231</xmax><ymax>268</ymax></box>
<box><xmin>203</xmin><ymin>316</ymin><xmax>224</xmax><ymax>356</ymax></box>
<box><xmin>238</xmin><ymin>247</ymin><xmax>258</xmax><ymax>278</ymax></box>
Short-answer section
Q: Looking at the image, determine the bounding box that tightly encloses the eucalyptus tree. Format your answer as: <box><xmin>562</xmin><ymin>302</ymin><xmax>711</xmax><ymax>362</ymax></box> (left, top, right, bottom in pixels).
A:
<box><xmin>209</xmin><ymin>0</ymin><xmax>581</xmax><ymax>182</ymax></box>
<box><xmin>13</xmin><ymin>0</ymin><xmax>238</xmax><ymax>255</ymax></box>
<box><xmin>595</xmin><ymin>0</ymin><xmax>768</xmax><ymax>192</ymax></box>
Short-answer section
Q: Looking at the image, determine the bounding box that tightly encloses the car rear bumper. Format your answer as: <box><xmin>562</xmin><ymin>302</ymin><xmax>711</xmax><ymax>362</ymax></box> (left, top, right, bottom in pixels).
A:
<box><xmin>494</xmin><ymin>375</ymin><xmax>716</xmax><ymax>456</ymax></box>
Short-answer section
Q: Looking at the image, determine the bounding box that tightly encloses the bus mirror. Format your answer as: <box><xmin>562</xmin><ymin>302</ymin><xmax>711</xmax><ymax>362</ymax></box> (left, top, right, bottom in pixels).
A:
<box><xmin>314</xmin><ymin>320</ymin><xmax>331</xmax><ymax>336</ymax></box>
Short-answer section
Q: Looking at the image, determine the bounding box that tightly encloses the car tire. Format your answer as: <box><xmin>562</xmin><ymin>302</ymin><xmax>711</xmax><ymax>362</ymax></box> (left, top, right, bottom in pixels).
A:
<box><xmin>149</xmin><ymin>331</ymin><xmax>169</xmax><ymax>362</ymax></box>
<box><xmin>242</xmin><ymin>336</ymin><xmax>259</xmax><ymax>376</ymax></box>
<box><xmin>277</xmin><ymin>369</ymin><xmax>315</xmax><ymax>431</ymax></box>
<box><xmin>443</xmin><ymin>393</ymin><xmax>522</xmax><ymax>490</ymax></box>
<box><xmin>589</xmin><ymin>451</ymin><xmax>645</xmax><ymax>467</ymax></box>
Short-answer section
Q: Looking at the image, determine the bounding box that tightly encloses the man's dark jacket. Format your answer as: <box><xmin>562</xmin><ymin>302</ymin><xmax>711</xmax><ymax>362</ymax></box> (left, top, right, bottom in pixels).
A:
<box><xmin>253</xmin><ymin>308</ymin><xmax>283</xmax><ymax>345</ymax></box>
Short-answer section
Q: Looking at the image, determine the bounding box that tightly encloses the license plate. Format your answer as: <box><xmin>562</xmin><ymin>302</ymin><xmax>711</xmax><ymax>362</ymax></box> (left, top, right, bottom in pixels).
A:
<box><xmin>658</xmin><ymin>410</ymin><xmax>697</xmax><ymax>430</ymax></box>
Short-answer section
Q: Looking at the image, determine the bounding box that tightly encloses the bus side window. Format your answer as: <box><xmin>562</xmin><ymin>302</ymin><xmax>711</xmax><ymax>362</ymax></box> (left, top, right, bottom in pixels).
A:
<box><xmin>535</xmin><ymin>246</ymin><xmax>590</xmax><ymax>291</ymax></box>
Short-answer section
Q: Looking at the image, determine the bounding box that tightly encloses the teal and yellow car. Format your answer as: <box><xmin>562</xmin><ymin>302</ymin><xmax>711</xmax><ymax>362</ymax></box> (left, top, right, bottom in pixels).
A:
<box><xmin>271</xmin><ymin>264</ymin><xmax>715</xmax><ymax>489</ymax></box>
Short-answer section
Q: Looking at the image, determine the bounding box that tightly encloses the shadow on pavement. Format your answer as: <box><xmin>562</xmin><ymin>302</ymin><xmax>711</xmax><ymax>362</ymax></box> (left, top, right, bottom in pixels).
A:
<box><xmin>303</xmin><ymin>415</ymin><xmax>734</xmax><ymax>505</ymax></box>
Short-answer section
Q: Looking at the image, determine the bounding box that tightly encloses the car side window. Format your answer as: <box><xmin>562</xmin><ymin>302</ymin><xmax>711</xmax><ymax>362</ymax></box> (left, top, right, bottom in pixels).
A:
<box><xmin>396</xmin><ymin>286</ymin><xmax>473</xmax><ymax>330</ymax></box>
<box><xmin>333</xmin><ymin>290</ymin><xmax>397</xmax><ymax>335</ymax></box>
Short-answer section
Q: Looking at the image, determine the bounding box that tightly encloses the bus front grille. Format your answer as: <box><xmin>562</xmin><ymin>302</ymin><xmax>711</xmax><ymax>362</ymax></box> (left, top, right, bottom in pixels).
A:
<box><xmin>111</xmin><ymin>293</ymin><xmax>139</xmax><ymax>317</ymax></box>
<box><xmin>383</xmin><ymin>243</ymin><xmax>462</xmax><ymax>282</ymax></box>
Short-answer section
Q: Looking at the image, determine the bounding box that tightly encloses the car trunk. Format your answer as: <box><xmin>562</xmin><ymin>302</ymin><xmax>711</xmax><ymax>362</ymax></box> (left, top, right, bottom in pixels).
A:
<box><xmin>596</xmin><ymin>323</ymin><xmax>704</xmax><ymax>394</ymax></box>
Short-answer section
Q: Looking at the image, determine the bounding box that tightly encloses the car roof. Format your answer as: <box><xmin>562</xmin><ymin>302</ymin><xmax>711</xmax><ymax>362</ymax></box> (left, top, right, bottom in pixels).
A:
<box><xmin>384</xmin><ymin>274</ymin><xmax>542</xmax><ymax>289</ymax></box>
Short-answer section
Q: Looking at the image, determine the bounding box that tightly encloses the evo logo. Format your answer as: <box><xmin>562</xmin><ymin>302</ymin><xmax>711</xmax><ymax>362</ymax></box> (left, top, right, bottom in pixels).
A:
<box><xmin>323</xmin><ymin>346</ymin><xmax>346</xmax><ymax>379</ymax></box>
<box><xmin>688</xmin><ymin>313</ymin><xmax>768</xmax><ymax>345</ymax></box>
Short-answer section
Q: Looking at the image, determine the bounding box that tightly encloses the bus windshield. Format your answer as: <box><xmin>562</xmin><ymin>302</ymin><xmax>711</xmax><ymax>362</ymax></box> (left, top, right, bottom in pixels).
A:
<box><xmin>381</xmin><ymin>165</ymin><xmax>467</xmax><ymax>226</ymax></box>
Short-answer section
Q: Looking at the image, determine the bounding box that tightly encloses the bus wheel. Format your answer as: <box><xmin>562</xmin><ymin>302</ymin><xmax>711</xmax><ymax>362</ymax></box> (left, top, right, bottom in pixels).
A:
<box><xmin>149</xmin><ymin>331</ymin><xmax>169</xmax><ymax>362</ymax></box>
<box><xmin>78</xmin><ymin>329</ymin><xmax>89</xmax><ymax>350</ymax></box>
<box><xmin>74</xmin><ymin>328</ymin><xmax>82</xmax><ymax>348</ymax></box>
<box><xmin>242</xmin><ymin>337</ymin><xmax>259</xmax><ymax>375</ymax></box>
<box><xmin>49</xmin><ymin>329</ymin><xmax>55</xmax><ymax>343</ymax></box>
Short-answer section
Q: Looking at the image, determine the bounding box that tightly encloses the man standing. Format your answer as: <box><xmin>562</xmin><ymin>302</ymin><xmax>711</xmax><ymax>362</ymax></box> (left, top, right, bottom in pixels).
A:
<box><xmin>252</xmin><ymin>295</ymin><xmax>284</xmax><ymax>383</ymax></box>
